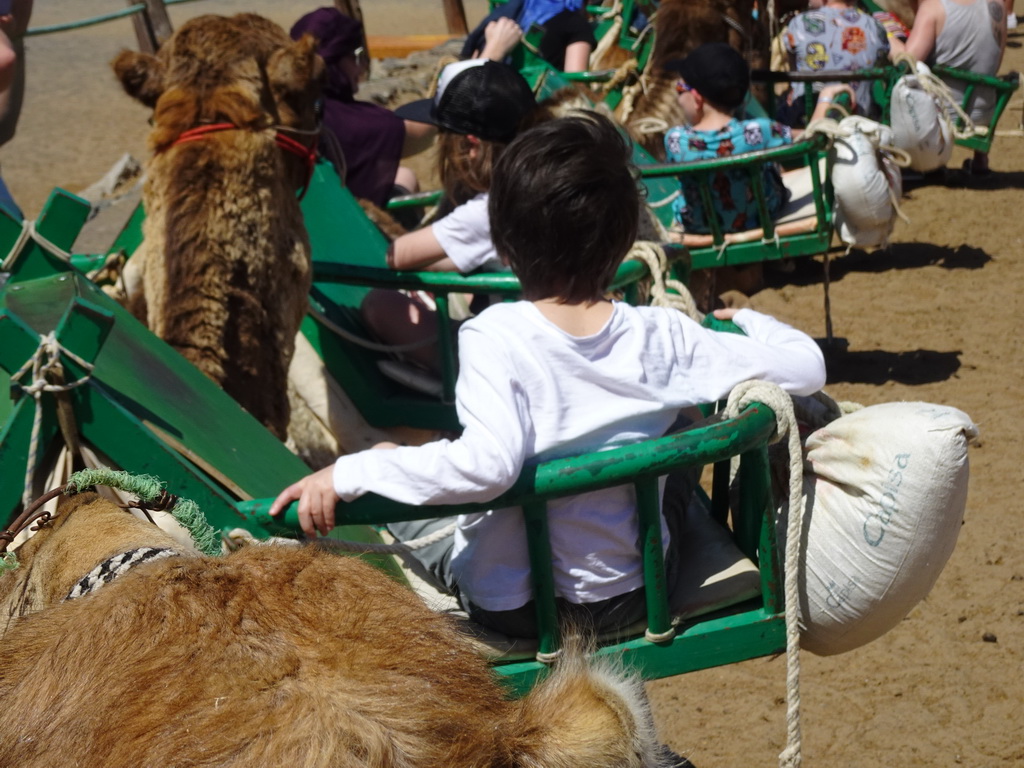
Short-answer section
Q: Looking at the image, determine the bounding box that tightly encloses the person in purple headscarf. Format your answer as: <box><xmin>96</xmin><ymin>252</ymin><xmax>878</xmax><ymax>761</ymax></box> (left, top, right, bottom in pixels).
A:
<box><xmin>291</xmin><ymin>7</ymin><xmax>434</xmax><ymax>207</ymax></box>
<box><xmin>461</xmin><ymin>0</ymin><xmax>595</xmax><ymax>72</ymax></box>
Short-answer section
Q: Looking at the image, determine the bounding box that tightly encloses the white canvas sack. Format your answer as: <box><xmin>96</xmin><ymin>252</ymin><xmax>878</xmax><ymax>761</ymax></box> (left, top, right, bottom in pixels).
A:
<box><xmin>890</xmin><ymin>62</ymin><xmax>955</xmax><ymax>173</ymax></box>
<box><xmin>831</xmin><ymin>116</ymin><xmax>903</xmax><ymax>249</ymax></box>
<box><xmin>778</xmin><ymin>401</ymin><xmax>977</xmax><ymax>656</ymax></box>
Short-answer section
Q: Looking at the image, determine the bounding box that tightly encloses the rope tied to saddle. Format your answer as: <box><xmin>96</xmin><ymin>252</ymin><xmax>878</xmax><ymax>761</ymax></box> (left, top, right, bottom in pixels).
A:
<box><xmin>624</xmin><ymin>240</ymin><xmax>702</xmax><ymax>322</ymax></box>
<box><xmin>9</xmin><ymin>332</ymin><xmax>96</xmax><ymax>508</ymax></box>
<box><xmin>892</xmin><ymin>52</ymin><xmax>978</xmax><ymax>141</ymax></box>
<box><xmin>722</xmin><ymin>380</ymin><xmax>804</xmax><ymax>768</ymax></box>
<box><xmin>0</xmin><ymin>469</ymin><xmax>220</xmax><ymax>574</ymax></box>
<box><xmin>804</xmin><ymin>115</ymin><xmax>913</xmax><ymax>233</ymax></box>
<box><xmin>1</xmin><ymin>217</ymin><xmax>74</xmax><ymax>271</ymax></box>
<box><xmin>590</xmin><ymin>0</ymin><xmax>624</xmax><ymax>70</ymax></box>
<box><xmin>617</xmin><ymin>49</ymin><xmax>658</xmax><ymax>124</ymax></box>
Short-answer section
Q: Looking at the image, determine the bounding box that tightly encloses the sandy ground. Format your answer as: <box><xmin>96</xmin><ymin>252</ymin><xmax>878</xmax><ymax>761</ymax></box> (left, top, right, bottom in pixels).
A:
<box><xmin>3</xmin><ymin>3</ymin><xmax>1023</xmax><ymax>767</ymax></box>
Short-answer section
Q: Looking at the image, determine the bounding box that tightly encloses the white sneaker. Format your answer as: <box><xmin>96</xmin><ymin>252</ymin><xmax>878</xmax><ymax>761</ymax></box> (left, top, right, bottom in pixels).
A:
<box><xmin>1008</xmin><ymin>12</ymin><xmax>1018</xmax><ymax>29</ymax></box>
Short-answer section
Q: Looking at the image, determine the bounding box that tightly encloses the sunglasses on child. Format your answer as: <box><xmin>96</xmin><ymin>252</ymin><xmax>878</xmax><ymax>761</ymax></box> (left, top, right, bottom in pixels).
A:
<box><xmin>675</xmin><ymin>80</ymin><xmax>695</xmax><ymax>94</ymax></box>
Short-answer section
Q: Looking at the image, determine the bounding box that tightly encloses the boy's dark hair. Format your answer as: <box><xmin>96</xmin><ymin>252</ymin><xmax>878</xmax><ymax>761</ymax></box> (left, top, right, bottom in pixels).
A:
<box><xmin>488</xmin><ymin>111</ymin><xmax>640</xmax><ymax>303</ymax></box>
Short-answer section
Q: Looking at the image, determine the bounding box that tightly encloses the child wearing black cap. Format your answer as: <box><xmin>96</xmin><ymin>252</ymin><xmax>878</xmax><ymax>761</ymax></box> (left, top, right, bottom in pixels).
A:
<box><xmin>663</xmin><ymin>42</ymin><xmax>851</xmax><ymax>234</ymax></box>
<box><xmin>271</xmin><ymin>112</ymin><xmax>826</xmax><ymax>638</ymax></box>
<box><xmin>361</xmin><ymin>59</ymin><xmax>546</xmax><ymax>373</ymax></box>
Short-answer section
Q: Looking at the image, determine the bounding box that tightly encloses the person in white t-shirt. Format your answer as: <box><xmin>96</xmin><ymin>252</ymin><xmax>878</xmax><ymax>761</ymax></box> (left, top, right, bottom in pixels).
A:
<box><xmin>271</xmin><ymin>112</ymin><xmax>827</xmax><ymax>638</ymax></box>
<box><xmin>360</xmin><ymin>59</ymin><xmax>545</xmax><ymax>373</ymax></box>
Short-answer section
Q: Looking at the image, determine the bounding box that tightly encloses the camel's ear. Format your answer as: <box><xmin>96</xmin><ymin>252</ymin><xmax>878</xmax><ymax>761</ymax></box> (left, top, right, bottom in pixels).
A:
<box><xmin>267</xmin><ymin>33</ymin><xmax>324</xmax><ymax>102</ymax></box>
<box><xmin>112</xmin><ymin>49</ymin><xmax>166</xmax><ymax>108</ymax></box>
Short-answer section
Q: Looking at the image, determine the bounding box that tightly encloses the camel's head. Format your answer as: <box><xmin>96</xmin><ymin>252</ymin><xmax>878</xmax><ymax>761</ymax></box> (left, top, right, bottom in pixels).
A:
<box><xmin>112</xmin><ymin>13</ymin><xmax>324</xmax><ymax>152</ymax></box>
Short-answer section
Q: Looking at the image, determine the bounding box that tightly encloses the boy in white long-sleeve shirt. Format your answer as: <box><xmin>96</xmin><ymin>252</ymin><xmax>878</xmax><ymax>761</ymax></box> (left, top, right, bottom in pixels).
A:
<box><xmin>270</xmin><ymin>112</ymin><xmax>827</xmax><ymax>637</ymax></box>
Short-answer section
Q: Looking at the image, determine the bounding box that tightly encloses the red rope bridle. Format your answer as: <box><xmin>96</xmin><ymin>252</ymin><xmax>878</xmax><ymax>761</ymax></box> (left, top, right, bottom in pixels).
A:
<box><xmin>167</xmin><ymin>122</ymin><xmax>319</xmax><ymax>200</ymax></box>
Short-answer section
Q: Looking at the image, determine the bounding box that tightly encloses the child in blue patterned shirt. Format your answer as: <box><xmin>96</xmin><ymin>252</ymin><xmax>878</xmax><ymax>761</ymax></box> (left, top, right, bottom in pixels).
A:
<box><xmin>664</xmin><ymin>42</ymin><xmax>852</xmax><ymax>234</ymax></box>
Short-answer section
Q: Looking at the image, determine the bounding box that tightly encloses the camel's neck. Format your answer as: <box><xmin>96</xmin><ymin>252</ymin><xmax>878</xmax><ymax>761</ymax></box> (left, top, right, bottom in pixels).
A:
<box><xmin>0</xmin><ymin>503</ymin><xmax>194</xmax><ymax>638</ymax></box>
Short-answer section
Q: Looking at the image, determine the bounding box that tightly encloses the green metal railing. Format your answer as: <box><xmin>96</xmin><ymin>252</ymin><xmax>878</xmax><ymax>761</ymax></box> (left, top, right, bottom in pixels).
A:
<box><xmin>25</xmin><ymin>0</ymin><xmax>205</xmax><ymax>38</ymax></box>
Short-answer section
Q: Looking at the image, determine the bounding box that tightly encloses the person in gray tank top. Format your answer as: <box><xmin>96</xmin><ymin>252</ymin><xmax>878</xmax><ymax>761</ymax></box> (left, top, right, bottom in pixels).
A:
<box><xmin>892</xmin><ymin>0</ymin><xmax>1007</xmax><ymax>173</ymax></box>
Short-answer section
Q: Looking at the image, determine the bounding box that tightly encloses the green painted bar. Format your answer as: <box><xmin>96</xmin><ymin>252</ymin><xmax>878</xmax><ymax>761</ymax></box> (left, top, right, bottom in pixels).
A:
<box><xmin>637</xmin><ymin>476</ymin><xmax>672</xmax><ymax>638</ymax></box>
<box><xmin>523</xmin><ymin>499</ymin><xmax>560</xmax><ymax>658</ymax></box>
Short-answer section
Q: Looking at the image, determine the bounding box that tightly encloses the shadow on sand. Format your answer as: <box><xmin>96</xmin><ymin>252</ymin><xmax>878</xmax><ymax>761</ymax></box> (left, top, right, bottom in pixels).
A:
<box><xmin>765</xmin><ymin>241</ymin><xmax>991</xmax><ymax>290</ymax></box>
<box><xmin>818</xmin><ymin>342</ymin><xmax>962</xmax><ymax>386</ymax></box>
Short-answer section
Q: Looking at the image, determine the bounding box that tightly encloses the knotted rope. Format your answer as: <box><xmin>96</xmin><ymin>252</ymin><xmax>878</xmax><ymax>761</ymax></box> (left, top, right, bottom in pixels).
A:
<box><xmin>65</xmin><ymin>469</ymin><xmax>220</xmax><ymax>556</ymax></box>
<box><xmin>625</xmin><ymin>241</ymin><xmax>702</xmax><ymax>322</ymax></box>
<box><xmin>892</xmin><ymin>53</ymin><xmax>977</xmax><ymax>140</ymax></box>
<box><xmin>599</xmin><ymin>56</ymin><xmax>640</xmax><ymax>97</ymax></box>
<box><xmin>722</xmin><ymin>381</ymin><xmax>804</xmax><ymax>768</ymax></box>
<box><xmin>1</xmin><ymin>217</ymin><xmax>73</xmax><ymax>271</ymax></box>
<box><xmin>590</xmin><ymin>0</ymin><xmax>624</xmax><ymax>69</ymax></box>
<box><xmin>9</xmin><ymin>332</ymin><xmax>95</xmax><ymax>508</ymax></box>
<box><xmin>616</xmin><ymin>51</ymin><xmax>657</xmax><ymax>124</ymax></box>
<box><xmin>0</xmin><ymin>469</ymin><xmax>220</xmax><ymax>573</ymax></box>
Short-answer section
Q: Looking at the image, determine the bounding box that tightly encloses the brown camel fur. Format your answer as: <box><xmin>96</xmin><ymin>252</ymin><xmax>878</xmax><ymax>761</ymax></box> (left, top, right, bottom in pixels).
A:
<box><xmin>0</xmin><ymin>492</ymin><xmax>665</xmax><ymax>768</ymax></box>
<box><xmin>111</xmin><ymin>14</ymin><xmax>323</xmax><ymax>440</ymax></box>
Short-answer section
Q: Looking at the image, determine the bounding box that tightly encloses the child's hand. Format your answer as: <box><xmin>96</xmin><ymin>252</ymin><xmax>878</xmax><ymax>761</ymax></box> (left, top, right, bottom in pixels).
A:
<box><xmin>269</xmin><ymin>466</ymin><xmax>340</xmax><ymax>538</ymax></box>
<box><xmin>712</xmin><ymin>308</ymin><xmax>740</xmax><ymax>321</ymax></box>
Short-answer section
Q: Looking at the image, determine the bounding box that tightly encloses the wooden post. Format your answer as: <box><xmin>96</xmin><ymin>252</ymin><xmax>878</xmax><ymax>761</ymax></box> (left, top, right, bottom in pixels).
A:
<box><xmin>127</xmin><ymin>0</ymin><xmax>174</xmax><ymax>54</ymax></box>
<box><xmin>442</xmin><ymin>0</ymin><xmax>469</xmax><ymax>35</ymax></box>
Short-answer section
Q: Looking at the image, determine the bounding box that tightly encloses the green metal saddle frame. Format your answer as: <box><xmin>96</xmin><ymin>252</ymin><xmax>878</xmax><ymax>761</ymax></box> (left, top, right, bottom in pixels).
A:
<box><xmin>636</xmin><ymin>133</ymin><xmax>837</xmax><ymax>270</ymax></box>
<box><xmin>242</xmin><ymin>391</ymin><xmax>786</xmax><ymax>696</ymax></box>
<box><xmin>755</xmin><ymin>63</ymin><xmax>1021</xmax><ymax>157</ymax></box>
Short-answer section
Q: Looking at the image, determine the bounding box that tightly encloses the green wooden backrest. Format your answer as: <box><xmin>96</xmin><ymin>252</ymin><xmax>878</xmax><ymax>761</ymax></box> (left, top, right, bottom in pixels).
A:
<box><xmin>752</xmin><ymin>66</ymin><xmax>894</xmax><ymax>126</ymax></box>
<box><xmin>240</xmin><ymin>396</ymin><xmax>785</xmax><ymax>696</ymax></box>
<box><xmin>637</xmin><ymin>134</ymin><xmax>836</xmax><ymax>269</ymax></box>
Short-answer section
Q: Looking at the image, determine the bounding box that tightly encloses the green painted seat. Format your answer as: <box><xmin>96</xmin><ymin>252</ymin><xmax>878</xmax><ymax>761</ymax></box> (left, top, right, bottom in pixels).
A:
<box><xmin>241</xmin><ymin>384</ymin><xmax>785</xmax><ymax>696</ymax></box>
